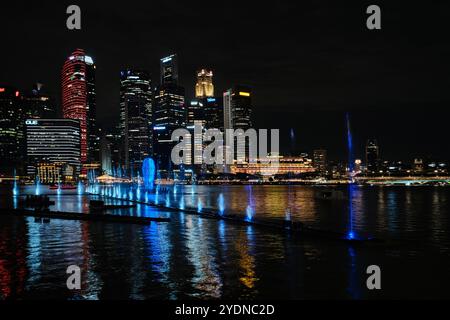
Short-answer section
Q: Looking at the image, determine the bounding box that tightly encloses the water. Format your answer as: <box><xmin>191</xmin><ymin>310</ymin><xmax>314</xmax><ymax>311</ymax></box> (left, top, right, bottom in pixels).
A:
<box><xmin>0</xmin><ymin>185</ymin><xmax>450</xmax><ymax>299</ymax></box>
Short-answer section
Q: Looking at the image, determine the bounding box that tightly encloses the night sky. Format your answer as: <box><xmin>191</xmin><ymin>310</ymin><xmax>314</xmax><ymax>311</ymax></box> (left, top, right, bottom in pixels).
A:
<box><xmin>1</xmin><ymin>1</ymin><xmax>449</xmax><ymax>161</ymax></box>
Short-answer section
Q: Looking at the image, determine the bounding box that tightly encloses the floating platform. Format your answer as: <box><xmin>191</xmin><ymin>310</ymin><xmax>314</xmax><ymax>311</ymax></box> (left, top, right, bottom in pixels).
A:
<box><xmin>89</xmin><ymin>200</ymin><xmax>136</xmax><ymax>211</ymax></box>
<box><xmin>0</xmin><ymin>208</ymin><xmax>170</xmax><ymax>225</ymax></box>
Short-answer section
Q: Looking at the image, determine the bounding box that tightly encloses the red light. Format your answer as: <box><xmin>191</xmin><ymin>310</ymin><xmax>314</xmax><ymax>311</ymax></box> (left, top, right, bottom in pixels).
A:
<box><xmin>0</xmin><ymin>88</ymin><xmax>5</xmax><ymax>92</ymax></box>
<box><xmin>15</xmin><ymin>91</ymin><xmax>19</xmax><ymax>97</ymax></box>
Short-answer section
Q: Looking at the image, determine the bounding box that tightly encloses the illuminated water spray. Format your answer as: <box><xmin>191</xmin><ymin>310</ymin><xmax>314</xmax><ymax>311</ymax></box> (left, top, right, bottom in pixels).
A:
<box><xmin>154</xmin><ymin>185</ymin><xmax>160</xmax><ymax>205</ymax></box>
<box><xmin>12</xmin><ymin>169</ymin><xmax>18</xmax><ymax>196</ymax></box>
<box><xmin>142</xmin><ymin>157</ymin><xmax>155</xmax><ymax>190</ymax></box>
<box><xmin>285</xmin><ymin>183</ymin><xmax>293</xmax><ymax>221</ymax></box>
<box><xmin>77</xmin><ymin>181</ymin><xmax>84</xmax><ymax>195</ymax></box>
<box><xmin>197</xmin><ymin>198</ymin><xmax>203</xmax><ymax>213</ymax></box>
<box><xmin>346</xmin><ymin>112</ymin><xmax>355</xmax><ymax>240</ymax></box>
<box><xmin>165</xmin><ymin>193</ymin><xmax>170</xmax><ymax>207</ymax></box>
<box><xmin>136</xmin><ymin>187</ymin><xmax>141</xmax><ymax>200</ymax></box>
<box><xmin>218</xmin><ymin>193</ymin><xmax>225</xmax><ymax>216</ymax></box>
<box><xmin>245</xmin><ymin>185</ymin><xmax>254</xmax><ymax>222</ymax></box>
<box><xmin>245</xmin><ymin>206</ymin><xmax>254</xmax><ymax>222</ymax></box>
<box><xmin>179</xmin><ymin>196</ymin><xmax>185</xmax><ymax>210</ymax></box>
<box><xmin>35</xmin><ymin>177</ymin><xmax>41</xmax><ymax>196</ymax></box>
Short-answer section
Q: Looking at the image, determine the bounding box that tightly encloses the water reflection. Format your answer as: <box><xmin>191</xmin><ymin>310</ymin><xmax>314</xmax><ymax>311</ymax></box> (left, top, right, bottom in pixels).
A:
<box><xmin>1</xmin><ymin>185</ymin><xmax>450</xmax><ymax>299</ymax></box>
<box><xmin>235</xmin><ymin>226</ymin><xmax>258</xmax><ymax>292</ymax></box>
<box><xmin>185</xmin><ymin>215</ymin><xmax>222</xmax><ymax>298</ymax></box>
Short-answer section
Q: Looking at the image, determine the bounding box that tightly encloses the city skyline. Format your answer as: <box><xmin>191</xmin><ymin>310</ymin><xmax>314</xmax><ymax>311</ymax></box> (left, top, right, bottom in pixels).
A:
<box><xmin>1</xmin><ymin>1</ymin><xmax>450</xmax><ymax>162</ymax></box>
<box><xmin>1</xmin><ymin>1</ymin><xmax>450</xmax><ymax>305</ymax></box>
<box><xmin>2</xmin><ymin>48</ymin><xmax>448</xmax><ymax>166</ymax></box>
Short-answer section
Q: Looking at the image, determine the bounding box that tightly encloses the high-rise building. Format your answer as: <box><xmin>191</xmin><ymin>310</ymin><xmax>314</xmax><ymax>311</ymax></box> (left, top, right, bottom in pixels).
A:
<box><xmin>0</xmin><ymin>85</ymin><xmax>26</xmax><ymax>174</ymax></box>
<box><xmin>160</xmin><ymin>54</ymin><xmax>178</xmax><ymax>86</ymax></box>
<box><xmin>223</xmin><ymin>86</ymin><xmax>253</xmax><ymax>163</ymax></box>
<box><xmin>187</xmin><ymin>99</ymin><xmax>204</xmax><ymax>126</ymax></box>
<box><xmin>204</xmin><ymin>97</ymin><xmax>223</xmax><ymax>130</ymax></box>
<box><xmin>104</xmin><ymin>127</ymin><xmax>123</xmax><ymax>175</ymax></box>
<box><xmin>119</xmin><ymin>69</ymin><xmax>153</xmax><ymax>175</ymax></box>
<box><xmin>23</xmin><ymin>83</ymin><xmax>55</xmax><ymax>119</ymax></box>
<box><xmin>230</xmin><ymin>85</ymin><xmax>252</xmax><ymax>130</ymax></box>
<box><xmin>100</xmin><ymin>134</ymin><xmax>112</xmax><ymax>175</ymax></box>
<box><xmin>61</xmin><ymin>49</ymin><xmax>99</xmax><ymax>170</ymax></box>
<box><xmin>195</xmin><ymin>69</ymin><xmax>214</xmax><ymax>98</ymax></box>
<box><xmin>366</xmin><ymin>139</ymin><xmax>380</xmax><ymax>175</ymax></box>
<box><xmin>188</xmin><ymin>97</ymin><xmax>223</xmax><ymax>130</ymax></box>
<box><xmin>223</xmin><ymin>89</ymin><xmax>233</xmax><ymax>131</ymax></box>
<box><xmin>313</xmin><ymin>149</ymin><xmax>327</xmax><ymax>175</ymax></box>
<box><xmin>154</xmin><ymin>54</ymin><xmax>186</xmax><ymax>178</ymax></box>
<box><xmin>25</xmin><ymin>119</ymin><xmax>81</xmax><ymax>177</ymax></box>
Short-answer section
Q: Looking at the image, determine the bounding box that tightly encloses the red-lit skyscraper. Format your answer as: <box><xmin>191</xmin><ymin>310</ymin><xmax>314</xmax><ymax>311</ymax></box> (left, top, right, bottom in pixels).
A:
<box><xmin>61</xmin><ymin>49</ymin><xmax>99</xmax><ymax>170</ymax></box>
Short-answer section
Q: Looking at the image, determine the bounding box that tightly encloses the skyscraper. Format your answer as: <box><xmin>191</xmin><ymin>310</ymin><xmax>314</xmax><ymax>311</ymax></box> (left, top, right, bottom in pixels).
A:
<box><xmin>0</xmin><ymin>85</ymin><xmax>25</xmax><ymax>174</ymax></box>
<box><xmin>154</xmin><ymin>54</ymin><xmax>186</xmax><ymax>178</ymax></box>
<box><xmin>61</xmin><ymin>49</ymin><xmax>99</xmax><ymax>171</ymax></box>
<box><xmin>188</xmin><ymin>97</ymin><xmax>223</xmax><ymax>130</ymax></box>
<box><xmin>230</xmin><ymin>85</ymin><xmax>252</xmax><ymax>130</ymax></box>
<box><xmin>223</xmin><ymin>86</ymin><xmax>253</xmax><ymax>163</ymax></box>
<box><xmin>366</xmin><ymin>139</ymin><xmax>380</xmax><ymax>175</ymax></box>
<box><xmin>223</xmin><ymin>86</ymin><xmax>253</xmax><ymax>131</ymax></box>
<box><xmin>119</xmin><ymin>69</ymin><xmax>153</xmax><ymax>175</ymax></box>
<box><xmin>223</xmin><ymin>89</ymin><xmax>233</xmax><ymax>131</ymax></box>
<box><xmin>104</xmin><ymin>126</ymin><xmax>123</xmax><ymax>175</ymax></box>
<box><xmin>203</xmin><ymin>97</ymin><xmax>224</xmax><ymax>130</ymax></box>
<box><xmin>195</xmin><ymin>69</ymin><xmax>214</xmax><ymax>98</ymax></box>
<box><xmin>187</xmin><ymin>99</ymin><xmax>204</xmax><ymax>126</ymax></box>
<box><xmin>160</xmin><ymin>54</ymin><xmax>178</xmax><ymax>85</ymax></box>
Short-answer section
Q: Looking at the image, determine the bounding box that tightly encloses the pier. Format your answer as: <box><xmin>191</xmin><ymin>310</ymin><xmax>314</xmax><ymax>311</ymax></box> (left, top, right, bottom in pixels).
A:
<box><xmin>0</xmin><ymin>208</ymin><xmax>170</xmax><ymax>225</ymax></box>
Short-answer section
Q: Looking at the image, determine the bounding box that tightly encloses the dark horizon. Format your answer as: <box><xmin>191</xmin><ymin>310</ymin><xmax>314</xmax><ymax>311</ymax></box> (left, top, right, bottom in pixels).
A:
<box><xmin>1</xmin><ymin>0</ymin><xmax>450</xmax><ymax>161</ymax></box>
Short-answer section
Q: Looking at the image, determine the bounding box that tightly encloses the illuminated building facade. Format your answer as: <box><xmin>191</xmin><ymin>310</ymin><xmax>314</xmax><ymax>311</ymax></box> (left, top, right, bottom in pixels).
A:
<box><xmin>195</xmin><ymin>69</ymin><xmax>214</xmax><ymax>98</ymax></box>
<box><xmin>154</xmin><ymin>54</ymin><xmax>186</xmax><ymax>177</ymax></box>
<box><xmin>34</xmin><ymin>162</ymin><xmax>77</xmax><ymax>184</ymax></box>
<box><xmin>366</xmin><ymin>139</ymin><xmax>380</xmax><ymax>175</ymax></box>
<box><xmin>413</xmin><ymin>158</ymin><xmax>424</xmax><ymax>174</ymax></box>
<box><xmin>231</xmin><ymin>156</ymin><xmax>314</xmax><ymax>176</ymax></box>
<box><xmin>25</xmin><ymin>119</ymin><xmax>81</xmax><ymax>177</ymax></box>
<box><xmin>119</xmin><ymin>69</ymin><xmax>153</xmax><ymax>175</ymax></box>
<box><xmin>0</xmin><ymin>85</ymin><xmax>25</xmax><ymax>174</ymax></box>
<box><xmin>187</xmin><ymin>96</ymin><xmax>224</xmax><ymax>174</ymax></box>
<box><xmin>61</xmin><ymin>49</ymin><xmax>99</xmax><ymax>169</ymax></box>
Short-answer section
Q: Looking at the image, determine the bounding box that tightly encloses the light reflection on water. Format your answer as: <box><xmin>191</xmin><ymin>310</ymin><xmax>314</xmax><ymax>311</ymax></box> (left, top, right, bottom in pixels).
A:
<box><xmin>0</xmin><ymin>185</ymin><xmax>450</xmax><ymax>299</ymax></box>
